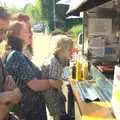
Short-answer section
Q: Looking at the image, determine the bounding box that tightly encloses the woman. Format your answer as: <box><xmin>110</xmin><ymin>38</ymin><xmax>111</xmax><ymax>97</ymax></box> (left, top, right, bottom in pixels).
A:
<box><xmin>0</xmin><ymin>21</ymin><xmax>62</xmax><ymax>120</ymax></box>
<box><xmin>11</xmin><ymin>13</ymin><xmax>33</xmax><ymax>60</ymax></box>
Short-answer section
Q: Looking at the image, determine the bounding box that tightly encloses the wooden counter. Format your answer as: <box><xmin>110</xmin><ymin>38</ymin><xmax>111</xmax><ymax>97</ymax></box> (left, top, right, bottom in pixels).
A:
<box><xmin>70</xmin><ymin>80</ymin><xmax>116</xmax><ymax>120</ymax></box>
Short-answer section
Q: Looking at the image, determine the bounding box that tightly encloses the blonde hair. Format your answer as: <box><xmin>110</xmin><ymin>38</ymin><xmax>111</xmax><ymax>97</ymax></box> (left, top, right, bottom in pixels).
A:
<box><xmin>0</xmin><ymin>40</ymin><xmax>7</xmax><ymax>58</ymax></box>
<box><xmin>50</xmin><ymin>34</ymin><xmax>73</xmax><ymax>58</ymax></box>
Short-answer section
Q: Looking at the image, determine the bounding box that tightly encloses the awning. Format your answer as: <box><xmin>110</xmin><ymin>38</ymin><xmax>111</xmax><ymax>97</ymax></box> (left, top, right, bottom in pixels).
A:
<box><xmin>66</xmin><ymin>15</ymin><xmax>81</xmax><ymax>19</ymax></box>
<box><xmin>56</xmin><ymin>0</ymin><xmax>71</xmax><ymax>5</ymax></box>
<box><xmin>66</xmin><ymin>12</ymin><xmax>83</xmax><ymax>19</ymax></box>
<box><xmin>66</xmin><ymin>0</ymin><xmax>112</xmax><ymax>15</ymax></box>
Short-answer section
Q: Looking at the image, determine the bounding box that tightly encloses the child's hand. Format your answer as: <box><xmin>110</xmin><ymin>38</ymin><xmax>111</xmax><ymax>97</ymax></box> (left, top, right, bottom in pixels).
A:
<box><xmin>49</xmin><ymin>80</ymin><xmax>63</xmax><ymax>91</ymax></box>
<box><xmin>56</xmin><ymin>80</ymin><xmax>63</xmax><ymax>91</ymax></box>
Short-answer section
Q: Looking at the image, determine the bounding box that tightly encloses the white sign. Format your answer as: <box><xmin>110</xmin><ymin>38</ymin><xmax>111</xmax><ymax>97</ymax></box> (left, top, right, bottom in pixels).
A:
<box><xmin>112</xmin><ymin>65</ymin><xmax>120</xmax><ymax>120</ymax></box>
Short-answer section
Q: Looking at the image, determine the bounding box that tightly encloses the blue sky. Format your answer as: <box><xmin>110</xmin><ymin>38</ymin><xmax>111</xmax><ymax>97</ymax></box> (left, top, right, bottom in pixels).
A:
<box><xmin>1</xmin><ymin>0</ymin><xmax>34</xmax><ymax>8</ymax></box>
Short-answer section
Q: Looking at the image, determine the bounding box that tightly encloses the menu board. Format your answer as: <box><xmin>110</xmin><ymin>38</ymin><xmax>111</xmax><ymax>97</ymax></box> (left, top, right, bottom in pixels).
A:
<box><xmin>112</xmin><ymin>65</ymin><xmax>120</xmax><ymax>120</ymax></box>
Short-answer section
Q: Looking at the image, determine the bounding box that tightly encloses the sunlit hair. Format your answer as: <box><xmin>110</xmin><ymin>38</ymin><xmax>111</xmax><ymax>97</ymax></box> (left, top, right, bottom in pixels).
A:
<box><xmin>11</xmin><ymin>13</ymin><xmax>30</xmax><ymax>22</ymax></box>
<box><xmin>50</xmin><ymin>34</ymin><xmax>73</xmax><ymax>58</ymax></box>
<box><xmin>7</xmin><ymin>21</ymin><xmax>25</xmax><ymax>52</ymax></box>
<box><xmin>0</xmin><ymin>7</ymin><xmax>10</xmax><ymax>58</ymax></box>
<box><xmin>11</xmin><ymin>13</ymin><xmax>31</xmax><ymax>34</ymax></box>
<box><xmin>0</xmin><ymin>21</ymin><xmax>25</xmax><ymax>59</ymax></box>
<box><xmin>0</xmin><ymin>40</ymin><xmax>7</xmax><ymax>58</ymax></box>
<box><xmin>11</xmin><ymin>13</ymin><xmax>32</xmax><ymax>37</ymax></box>
<box><xmin>11</xmin><ymin>12</ymin><xmax>33</xmax><ymax>55</ymax></box>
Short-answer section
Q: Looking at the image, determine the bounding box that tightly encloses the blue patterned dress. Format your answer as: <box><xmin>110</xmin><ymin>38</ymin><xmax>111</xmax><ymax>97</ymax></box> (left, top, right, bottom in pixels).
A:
<box><xmin>5</xmin><ymin>50</ymin><xmax>47</xmax><ymax>120</ymax></box>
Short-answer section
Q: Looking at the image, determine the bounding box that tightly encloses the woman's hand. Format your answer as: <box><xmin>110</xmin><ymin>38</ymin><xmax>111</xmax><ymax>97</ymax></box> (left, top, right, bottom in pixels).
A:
<box><xmin>0</xmin><ymin>91</ymin><xmax>12</xmax><ymax>104</ymax></box>
<box><xmin>0</xmin><ymin>88</ymin><xmax>22</xmax><ymax>104</ymax></box>
<box><xmin>10</xmin><ymin>88</ymin><xmax>22</xmax><ymax>104</ymax></box>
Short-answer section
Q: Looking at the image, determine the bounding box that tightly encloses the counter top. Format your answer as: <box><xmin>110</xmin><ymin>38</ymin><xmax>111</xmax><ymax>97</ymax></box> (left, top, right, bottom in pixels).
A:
<box><xmin>70</xmin><ymin>80</ymin><xmax>115</xmax><ymax>120</ymax></box>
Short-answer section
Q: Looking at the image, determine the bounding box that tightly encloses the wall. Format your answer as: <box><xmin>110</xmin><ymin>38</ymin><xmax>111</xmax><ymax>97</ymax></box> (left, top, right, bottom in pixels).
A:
<box><xmin>83</xmin><ymin>1</ymin><xmax>120</xmax><ymax>62</ymax></box>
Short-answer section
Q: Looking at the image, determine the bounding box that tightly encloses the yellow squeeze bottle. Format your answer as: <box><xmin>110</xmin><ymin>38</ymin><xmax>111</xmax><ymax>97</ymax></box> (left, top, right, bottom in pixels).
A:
<box><xmin>75</xmin><ymin>60</ymin><xmax>81</xmax><ymax>81</ymax></box>
<box><xmin>82</xmin><ymin>60</ymin><xmax>88</xmax><ymax>80</ymax></box>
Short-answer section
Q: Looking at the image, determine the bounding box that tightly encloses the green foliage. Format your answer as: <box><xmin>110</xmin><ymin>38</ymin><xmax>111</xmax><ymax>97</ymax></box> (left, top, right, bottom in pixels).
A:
<box><xmin>34</xmin><ymin>0</ymin><xmax>42</xmax><ymax>22</ymax></box>
<box><xmin>23</xmin><ymin>3</ymin><xmax>36</xmax><ymax>23</ymax></box>
<box><xmin>68</xmin><ymin>24</ymin><xmax>83</xmax><ymax>39</ymax></box>
<box><xmin>7</xmin><ymin>6</ymin><xmax>23</xmax><ymax>14</ymax></box>
<box><xmin>55</xmin><ymin>3</ymin><xmax>68</xmax><ymax>20</ymax></box>
<box><xmin>33</xmin><ymin>0</ymin><xmax>68</xmax><ymax>30</ymax></box>
<box><xmin>51</xmin><ymin>28</ymin><xmax>64</xmax><ymax>35</ymax></box>
<box><xmin>66</xmin><ymin>18</ymin><xmax>82</xmax><ymax>29</ymax></box>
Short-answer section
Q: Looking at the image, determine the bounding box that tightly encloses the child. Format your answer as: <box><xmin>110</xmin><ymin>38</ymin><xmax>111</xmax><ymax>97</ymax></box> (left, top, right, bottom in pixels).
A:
<box><xmin>41</xmin><ymin>34</ymin><xmax>73</xmax><ymax>120</ymax></box>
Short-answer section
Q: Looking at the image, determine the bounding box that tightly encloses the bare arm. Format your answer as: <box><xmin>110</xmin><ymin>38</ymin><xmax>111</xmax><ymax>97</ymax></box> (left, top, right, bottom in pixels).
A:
<box><xmin>0</xmin><ymin>78</ymin><xmax>62</xmax><ymax>104</ymax></box>
<box><xmin>27</xmin><ymin>78</ymin><xmax>62</xmax><ymax>91</ymax></box>
<box><xmin>0</xmin><ymin>88</ymin><xmax>22</xmax><ymax>104</ymax></box>
<box><xmin>0</xmin><ymin>79</ymin><xmax>61</xmax><ymax>105</ymax></box>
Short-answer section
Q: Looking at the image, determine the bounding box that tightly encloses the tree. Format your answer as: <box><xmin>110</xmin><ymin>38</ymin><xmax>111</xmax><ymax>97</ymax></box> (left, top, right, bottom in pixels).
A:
<box><xmin>23</xmin><ymin>3</ymin><xmax>36</xmax><ymax>24</ymax></box>
<box><xmin>34</xmin><ymin>0</ymin><xmax>68</xmax><ymax>30</ymax></box>
<box><xmin>8</xmin><ymin>6</ymin><xmax>23</xmax><ymax>14</ymax></box>
<box><xmin>34</xmin><ymin>0</ymin><xmax>42</xmax><ymax>23</ymax></box>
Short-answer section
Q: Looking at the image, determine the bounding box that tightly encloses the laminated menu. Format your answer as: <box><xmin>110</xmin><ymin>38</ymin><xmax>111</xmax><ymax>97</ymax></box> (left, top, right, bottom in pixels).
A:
<box><xmin>112</xmin><ymin>65</ymin><xmax>120</xmax><ymax>120</ymax></box>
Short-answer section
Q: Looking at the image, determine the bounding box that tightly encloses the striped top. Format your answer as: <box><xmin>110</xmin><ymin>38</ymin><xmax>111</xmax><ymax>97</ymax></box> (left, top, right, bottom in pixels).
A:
<box><xmin>41</xmin><ymin>54</ymin><xmax>63</xmax><ymax>80</ymax></box>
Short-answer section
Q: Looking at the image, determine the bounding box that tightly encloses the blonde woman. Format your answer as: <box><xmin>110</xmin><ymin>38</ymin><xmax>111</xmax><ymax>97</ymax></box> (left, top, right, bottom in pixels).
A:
<box><xmin>41</xmin><ymin>34</ymin><xmax>73</xmax><ymax>120</ymax></box>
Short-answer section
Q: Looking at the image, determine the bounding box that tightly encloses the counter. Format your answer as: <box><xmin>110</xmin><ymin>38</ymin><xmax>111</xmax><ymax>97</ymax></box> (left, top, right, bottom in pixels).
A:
<box><xmin>70</xmin><ymin>80</ymin><xmax>115</xmax><ymax>120</ymax></box>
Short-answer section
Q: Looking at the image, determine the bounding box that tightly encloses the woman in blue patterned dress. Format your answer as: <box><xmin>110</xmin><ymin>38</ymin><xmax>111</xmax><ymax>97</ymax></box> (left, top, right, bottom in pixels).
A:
<box><xmin>0</xmin><ymin>20</ymin><xmax>62</xmax><ymax>120</ymax></box>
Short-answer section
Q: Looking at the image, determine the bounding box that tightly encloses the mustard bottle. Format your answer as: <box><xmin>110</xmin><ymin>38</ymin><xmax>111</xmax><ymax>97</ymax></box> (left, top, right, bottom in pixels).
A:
<box><xmin>76</xmin><ymin>60</ymin><xmax>81</xmax><ymax>81</ymax></box>
<box><xmin>82</xmin><ymin>60</ymin><xmax>88</xmax><ymax>80</ymax></box>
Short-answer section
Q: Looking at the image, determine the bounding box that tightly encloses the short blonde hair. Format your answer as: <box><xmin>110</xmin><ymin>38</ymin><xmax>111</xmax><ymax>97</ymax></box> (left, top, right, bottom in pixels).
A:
<box><xmin>50</xmin><ymin>34</ymin><xmax>73</xmax><ymax>56</ymax></box>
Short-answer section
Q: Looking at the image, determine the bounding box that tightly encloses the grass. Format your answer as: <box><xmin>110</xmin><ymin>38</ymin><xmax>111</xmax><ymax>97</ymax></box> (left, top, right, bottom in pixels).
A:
<box><xmin>68</xmin><ymin>24</ymin><xmax>83</xmax><ymax>40</ymax></box>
